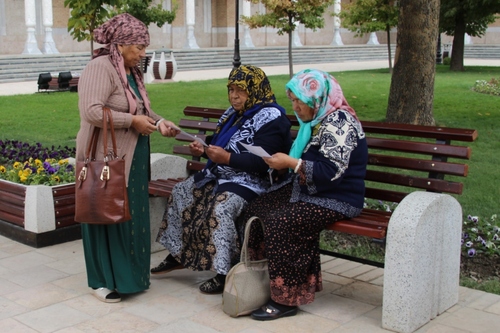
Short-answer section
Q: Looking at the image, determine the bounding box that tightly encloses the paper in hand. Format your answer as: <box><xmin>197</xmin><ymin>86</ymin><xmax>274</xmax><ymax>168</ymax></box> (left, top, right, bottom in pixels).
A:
<box><xmin>240</xmin><ymin>142</ymin><xmax>271</xmax><ymax>158</ymax></box>
<box><xmin>170</xmin><ymin>124</ymin><xmax>208</xmax><ymax>146</ymax></box>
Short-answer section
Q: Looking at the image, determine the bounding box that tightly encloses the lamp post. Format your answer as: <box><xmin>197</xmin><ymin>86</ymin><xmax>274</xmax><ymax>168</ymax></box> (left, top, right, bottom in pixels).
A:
<box><xmin>233</xmin><ymin>0</ymin><xmax>241</xmax><ymax>68</ymax></box>
<box><xmin>436</xmin><ymin>33</ymin><xmax>443</xmax><ymax>64</ymax></box>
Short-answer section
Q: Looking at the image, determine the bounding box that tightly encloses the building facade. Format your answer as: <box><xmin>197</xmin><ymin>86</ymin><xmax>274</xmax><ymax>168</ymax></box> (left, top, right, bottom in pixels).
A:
<box><xmin>0</xmin><ymin>0</ymin><xmax>499</xmax><ymax>56</ymax></box>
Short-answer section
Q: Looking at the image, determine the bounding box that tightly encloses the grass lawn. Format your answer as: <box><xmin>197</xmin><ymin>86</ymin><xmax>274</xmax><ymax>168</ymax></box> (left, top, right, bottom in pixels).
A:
<box><xmin>1</xmin><ymin>65</ymin><xmax>499</xmax><ymax>293</ymax></box>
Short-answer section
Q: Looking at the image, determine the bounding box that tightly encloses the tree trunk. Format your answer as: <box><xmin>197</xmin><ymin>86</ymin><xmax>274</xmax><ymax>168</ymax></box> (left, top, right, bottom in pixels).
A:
<box><xmin>288</xmin><ymin>31</ymin><xmax>293</xmax><ymax>79</ymax></box>
<box><xmin>450</xmin><ymin>14</ymin><xmax>466</xmax><ymax>72</ymax></box>
<box><xmin>288</xmin><ymin>15</ymin><xmax>294</xmax><ymax>79</ymax></box>
<box><xmin>386</xmin><ymin>0</ymin><xmax>439</xmax><ymax>125</ymax></box>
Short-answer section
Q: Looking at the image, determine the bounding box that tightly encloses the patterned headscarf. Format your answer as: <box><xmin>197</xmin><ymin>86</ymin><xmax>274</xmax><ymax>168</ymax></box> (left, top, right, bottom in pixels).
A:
<box><xmin>93</xmin><ymin>13</ymin><xmax>151</xmax><ymax>115</ymax></box>
<box><xmin>286</xmin><ymin>69</ymin><xmax>358</xmax><ymax>159</ymax></box>
<box><xmin>226</xmin><ymin>65</ymin><xmax>277</xmax><ymax>114</ymax></box>
<box><xmin>203</xmin><ymin>65</ymin><xmax>285</xmax><ymax>172</ymax></box>
<box><xmin>210</xmin><ymin>65</ymin><xmax>285</xmax><ymax>147</ymax></box>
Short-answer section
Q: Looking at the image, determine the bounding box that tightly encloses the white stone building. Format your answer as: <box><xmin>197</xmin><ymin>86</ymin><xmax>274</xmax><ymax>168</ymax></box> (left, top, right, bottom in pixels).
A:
<box><xmin>0</xmin><ymin>0</ymin><xmax>499</xmax><ymax>56</ymax></box>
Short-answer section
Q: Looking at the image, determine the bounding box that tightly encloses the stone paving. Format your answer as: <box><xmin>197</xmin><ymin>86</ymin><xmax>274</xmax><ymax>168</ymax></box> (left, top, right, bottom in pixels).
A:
<box><xmin>1</xmin><ymin>235</ymin><xmax>500</xmax><ymax>332</ymax></box>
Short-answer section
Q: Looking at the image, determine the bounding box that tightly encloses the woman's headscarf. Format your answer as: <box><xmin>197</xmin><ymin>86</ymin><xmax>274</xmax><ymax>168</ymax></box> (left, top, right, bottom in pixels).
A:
<box><xmin>210</xmin><ymin>65</ymin><xmax>286</xmax><ymax>149</ymax></box>
<box><xmin>286</xmin><ymin>69</ymin><xmax>358</xmax><ymax>159</ymax></box>
<box><xmin>93</xmin><ymin>13</ymin><xmax>151</xmax><ymax>115</ymax></box>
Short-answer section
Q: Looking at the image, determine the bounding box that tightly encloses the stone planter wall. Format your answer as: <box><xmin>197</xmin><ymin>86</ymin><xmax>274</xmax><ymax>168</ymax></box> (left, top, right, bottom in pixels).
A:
<box><xmin>0</xmin><ymin>153</ymin><xmax>189</xmax><ymax>249</ymax></box>
<box><xmin>0</xmin><ymin>180</ymin><xmax>80</xmax><ymax>247</ymax></box>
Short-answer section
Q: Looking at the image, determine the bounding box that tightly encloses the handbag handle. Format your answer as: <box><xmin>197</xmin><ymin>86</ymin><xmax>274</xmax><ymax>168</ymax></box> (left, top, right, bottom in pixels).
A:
<box><xmin>78</xmin><ymin>107</ymin><xmax>119</xmax><ymax>183</ymax></box>
<box><xmin>101</xmin><ymin>107</ymin><xmax>119</xmax><ymax>161</ymax></box>
<box><xmin>240</xmin><ymin>216</ymin><xmax>267</xmax><ymax>266</ymax></box>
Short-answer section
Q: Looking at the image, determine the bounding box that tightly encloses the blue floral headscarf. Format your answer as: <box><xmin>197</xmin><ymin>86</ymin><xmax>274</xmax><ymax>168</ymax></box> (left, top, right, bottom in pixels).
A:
<box><xmin>285</xmin><ymin>69</ymin><xmax>358</xmax><ymax>159</ymax></box>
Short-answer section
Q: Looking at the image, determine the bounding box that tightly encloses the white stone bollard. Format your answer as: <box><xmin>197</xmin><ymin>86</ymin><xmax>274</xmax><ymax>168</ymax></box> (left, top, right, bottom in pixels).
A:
<box><xmin>382</xmin><ymin>191</ymin><xmax>462</xmax><ymax>333</ymax></box>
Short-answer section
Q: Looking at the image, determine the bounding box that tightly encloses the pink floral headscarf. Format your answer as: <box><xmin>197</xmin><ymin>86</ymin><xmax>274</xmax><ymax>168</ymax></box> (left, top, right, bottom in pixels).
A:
<box><xmin>286</xmin><ymin>69</ymin><xmax>358</xmax><ymax>159</ymax></box>
<box><xmin>93</xmin><ymin>13</ymin><xmax>151</xmax><ymax>115</ymax></box>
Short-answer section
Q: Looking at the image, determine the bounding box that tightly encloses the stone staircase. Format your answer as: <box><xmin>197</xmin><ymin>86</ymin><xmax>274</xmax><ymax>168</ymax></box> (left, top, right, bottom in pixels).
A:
<box><xmin>0</xmin><ymin>44</ymin><xmax>497</xmax><ymax>83</ymax></box>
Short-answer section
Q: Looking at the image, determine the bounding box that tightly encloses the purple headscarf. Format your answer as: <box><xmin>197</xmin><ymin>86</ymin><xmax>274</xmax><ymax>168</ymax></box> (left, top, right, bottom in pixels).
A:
<box><xmin>93</xmin><ymin>13</ymin><xmax>151</xmax><ymax>115</ymax></box>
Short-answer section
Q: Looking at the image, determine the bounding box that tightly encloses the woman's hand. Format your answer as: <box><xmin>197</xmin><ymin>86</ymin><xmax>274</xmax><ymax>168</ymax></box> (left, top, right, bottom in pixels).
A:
<box><xmin>263</xmin><ymin>153</ymin><xmax>298</xmax><ymax>171</ymax></box>
<box><xmin>132</xmin><ymin>115</ymin><xmax>157</xmax><ymax>135</ymax></box>
<box><xmin>205</xmin><ymin>145</ymin><xmax>231</xmax><ymax>165</ymax></box>
<box><xmin>157</xmin><ymin>120</ymin><xmax>180</xmax><ymax>137</ymax></box>
<box><xmin>189</xmin><ymin>141</ymin><xmax>205</xmax><ymax>157</ymax></box>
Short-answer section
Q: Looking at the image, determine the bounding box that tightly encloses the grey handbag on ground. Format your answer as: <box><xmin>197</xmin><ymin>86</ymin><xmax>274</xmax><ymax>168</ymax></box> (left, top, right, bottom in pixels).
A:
<box><xmin>222</xmin><ymin>216</ymin><xmax>270</xmax><ymax>317</ymax></box>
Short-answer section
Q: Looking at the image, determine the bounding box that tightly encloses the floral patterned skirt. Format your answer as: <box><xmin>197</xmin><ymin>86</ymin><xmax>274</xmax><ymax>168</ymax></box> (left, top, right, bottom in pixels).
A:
<box><xmin>238</xmin><ymin>183</ymin><xmax>346</xmax><ymax>306</ymax></box>
<box><xmin>156</xmin><ymin>176</ymin><xmax>248</xmax><ymax>275</ymax></box>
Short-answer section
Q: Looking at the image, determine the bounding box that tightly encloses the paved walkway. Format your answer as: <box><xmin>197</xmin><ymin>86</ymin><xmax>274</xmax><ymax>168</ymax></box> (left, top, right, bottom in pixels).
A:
<box><xmin>1</xmin><ymin>234</ymin><xmax>500</xmax><ymax>332</ymax></box>
<box><xmin>1</xmin><ymin>59</ymin><xmax>500</xmax><ymax>332</ymax></box>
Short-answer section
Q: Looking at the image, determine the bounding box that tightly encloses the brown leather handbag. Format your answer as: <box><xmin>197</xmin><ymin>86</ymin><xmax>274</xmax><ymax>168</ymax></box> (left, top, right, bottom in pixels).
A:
<box><xmin>74</xmin><ymin>107</ymin><xmax>131</xmax><ymax>224</ymax></box>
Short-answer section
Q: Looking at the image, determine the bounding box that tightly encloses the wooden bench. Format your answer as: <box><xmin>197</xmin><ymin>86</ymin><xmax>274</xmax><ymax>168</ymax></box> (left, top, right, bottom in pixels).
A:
<box><xmin>149</xmin><ymin>106</ymin><xmax>477</xmax><ymax>263</ymax></box>
<box><xmin>148</xmin><ymin>105</ymin><xmax>477</xmax><ymax>332</ymax></box>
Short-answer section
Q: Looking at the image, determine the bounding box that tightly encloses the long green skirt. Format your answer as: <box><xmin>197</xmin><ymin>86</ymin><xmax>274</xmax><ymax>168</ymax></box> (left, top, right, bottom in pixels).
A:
<box><xmin>81</xmin><ymin>135</ymin><xmax>151</xmax><ymax>294</ymax></box>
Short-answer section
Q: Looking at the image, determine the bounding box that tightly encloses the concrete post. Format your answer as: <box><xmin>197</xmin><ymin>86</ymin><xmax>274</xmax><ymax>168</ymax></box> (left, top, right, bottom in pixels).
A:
<box><xmin>23</xmin><ymin>0</ymin><xmax>42</xmax><ymax>54</ymax></box>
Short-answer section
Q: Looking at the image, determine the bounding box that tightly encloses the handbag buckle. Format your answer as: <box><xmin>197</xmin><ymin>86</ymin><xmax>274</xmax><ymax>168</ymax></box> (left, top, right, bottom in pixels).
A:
<box><xmin>78</xmin><ymin>166</ymin><xmax>87</xmax><ymax>181</ymax></box>
<box><xmin>100</xmin><ymin>165</ymin><xmax>110</xmax><ymax>181</ymax></box>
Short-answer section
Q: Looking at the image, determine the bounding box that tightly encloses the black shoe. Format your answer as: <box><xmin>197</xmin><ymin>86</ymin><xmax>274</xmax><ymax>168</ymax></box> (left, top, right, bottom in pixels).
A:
<box><xmin>150</xmin><ymin>254</ymin><xmax>183</xmax><ymax>275</ymax></box>
<box><xmin>199</xmin><ymin>274</ymin><xmax>225</xmax><ymax>294</ymax></box>
<box><xmin>251</xmin><ymin>302</ymin><xmax>298</xmax><ymax>321</ymax></box>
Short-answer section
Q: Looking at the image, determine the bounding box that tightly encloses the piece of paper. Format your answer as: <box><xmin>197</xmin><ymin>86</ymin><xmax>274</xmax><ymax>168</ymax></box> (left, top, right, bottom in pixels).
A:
<box><xmin>240</xmin><ymin>142</ymin><xmax>271</xmax><ymax>158</ymax></box>
<box><xmin>169</xmin><ymin>124</ymin><xmax>208</xmax><ymax>146</ymax></box>
<box><xmin>180</xmin><ymin>130</ymin><xmax>208</xmax><ymax>146</ymax></box>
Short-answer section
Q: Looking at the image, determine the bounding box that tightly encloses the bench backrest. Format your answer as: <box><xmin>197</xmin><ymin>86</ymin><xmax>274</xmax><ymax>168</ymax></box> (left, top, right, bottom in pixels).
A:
<box><xmin>172</xmin><ymin>106</ymin><xmax>478</xmax><ymax>204</ymax></box>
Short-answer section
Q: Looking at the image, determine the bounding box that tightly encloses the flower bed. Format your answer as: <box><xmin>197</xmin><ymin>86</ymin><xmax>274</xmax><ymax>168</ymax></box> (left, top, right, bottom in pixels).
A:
<box><xmin>0</xmin><ymin>140</ymin><xmax>79</xmax><ymax>247</ymax></box>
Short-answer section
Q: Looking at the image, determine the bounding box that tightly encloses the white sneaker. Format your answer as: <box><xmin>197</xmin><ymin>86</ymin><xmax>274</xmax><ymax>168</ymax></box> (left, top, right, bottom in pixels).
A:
<box><xmin>92</xmin><ymin>287</ymin><xmax>121</xmax><ymax>303</ymax></box>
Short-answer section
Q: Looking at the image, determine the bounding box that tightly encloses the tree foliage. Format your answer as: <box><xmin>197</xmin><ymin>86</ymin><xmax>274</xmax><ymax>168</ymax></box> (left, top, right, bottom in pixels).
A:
<box><xmin>242</xmin><ymin>0</ymin><xmax>334</xmax><ymax>78</ymax></box>
<box><xmin>122</xmin><ymin>0</ymin><xmax>177</xmax><ymax>27</ymax></box>
<box><xmin>64</xmin><ymin>0</ymin><xmax>177</xmax><ymax>55</ymax></box>
<box><xmin>440</xmin><ymin>0</ymin><xmax>500</xmax><ymax>71</ymax></box>
<box><xmin>337</xmin><ymin>0</ymin><xmax>399</xmax><ymax>72</ymax></box>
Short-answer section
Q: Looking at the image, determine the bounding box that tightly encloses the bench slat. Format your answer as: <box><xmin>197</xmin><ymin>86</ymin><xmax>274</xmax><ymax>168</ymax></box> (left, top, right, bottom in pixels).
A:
<box><xmin>366</xmin><ymin>170</ymin><xmax>464</xmax><ymax>194</ymax></box>
<box><xmin>178</xmin><ymin>119</ymin><xmax>218</xmax><ymax>131</ymax></box>
<box><xmin>367</xmin><ymin>137</ymin><xmax>472</xmax><ymax>159</ymax></box>
<box><xmin>361</xmin><ymin>121</ymin><xmax>478</xmax><ymax>142</ymax></box>
<box><xmin>368</xmin><ymin>154</ymin><xmax>468</xmax><ymax>176</ymax></box>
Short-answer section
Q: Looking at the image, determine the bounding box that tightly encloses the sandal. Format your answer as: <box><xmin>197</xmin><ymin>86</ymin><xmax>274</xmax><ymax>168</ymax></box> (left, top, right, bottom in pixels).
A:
<box><xmin>251</xmin><ymin>302</ymin><xmax>298</xmax><ymax>321</ymax></box>
<box><xmin>151</xmin><ymin>254</ymin><xmax>184</xmax><ymax>275</ymax></box>
<box><xmin>92</xmin><ymin>287</ymin><xmax>121</xmax><ymax>303</ymax></box>
<box><xmin>199</xmin><ymin>275</ymin><xmax>225</xmax><ymax>294</ymax></box>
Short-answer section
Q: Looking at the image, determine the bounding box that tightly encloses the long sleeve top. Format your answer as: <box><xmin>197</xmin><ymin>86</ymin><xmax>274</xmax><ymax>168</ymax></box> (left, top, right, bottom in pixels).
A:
<box><xmin>272</xmin><ymin>109</ymin><xmax>368</xmax><ymax>218</ymax></box>
<box><xmin>76</xmin><ymin>56</ymin><xmax>164</xmax><ymax>184</ymax></box>
<box><xmin>195</xmin><ymin>105</ymin><xmax>292</xmax><ymax>201</ymax></box>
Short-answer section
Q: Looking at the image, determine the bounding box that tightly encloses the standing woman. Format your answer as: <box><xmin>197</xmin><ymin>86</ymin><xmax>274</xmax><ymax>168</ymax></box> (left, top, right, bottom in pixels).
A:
<box><xmin>239</xmin><ymin>69</ymin><xmax>368</xmax><ymax>320</ymax></box>
<box><xmin>76</xmin><ymin>13</ymin><xmax>178</xmax><ymax>303</ymax></box>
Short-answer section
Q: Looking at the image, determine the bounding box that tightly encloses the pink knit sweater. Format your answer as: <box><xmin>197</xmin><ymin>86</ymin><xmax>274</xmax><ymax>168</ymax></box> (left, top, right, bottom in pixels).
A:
<box><xmin>76</xmin><ymin>56</ymin><xmax>163</xmax><ymax>185</ymax></box>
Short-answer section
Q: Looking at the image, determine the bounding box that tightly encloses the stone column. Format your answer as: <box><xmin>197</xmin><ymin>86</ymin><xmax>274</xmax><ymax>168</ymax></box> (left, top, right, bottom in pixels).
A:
<box><xmin>292</xmin><ymin>22</ymin><xmax>302</xmax><ymax>47</ymax></box>
<box><xmin>23</xmin><ymin>0</ymin><xmax>42</xmax><ymax>54</ymax></box>
<box><xmin>183</xmin><ymin>0</ymin><xmax>199</xmax><ymax>49</ymax></box>
<box><xmin>42</xmin><ymin>0</ymin><xmax>59</xmax><ymax>54</ymax></box>
<box><xmin>367</xmin><ymin>32</ymin><xmax>380</xmax><ymax>45</ymax></box>
<box><xmin>242</xmin><ymin>0</ymin><xmax>254</xmax><ymax>47</ymax></box>
<box><xmin>331</xmin><ymin>0</ymin><xmax>343</xmax><ymax>45</ymax></box>
<box><xmin>465</xmin><ymin>33</ymin><xmax>472</xmax><ymax>45</ymax></box>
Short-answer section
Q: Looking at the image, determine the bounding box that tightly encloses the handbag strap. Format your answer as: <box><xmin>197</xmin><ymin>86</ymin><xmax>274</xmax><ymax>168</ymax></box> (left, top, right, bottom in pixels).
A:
<box><xmin>83</xmin><ymin>107</ymin><xmax>118</xmax><ymax>161</ymax></box>
<box><xmin>102</xmin><ymin>107</ymin><xmax>119</xmax><ymax>160</ymax></box>
<box><xmin>240</xmin><ymin>216</ymin><xmax>267</xmax><ymax>266</ymax></box>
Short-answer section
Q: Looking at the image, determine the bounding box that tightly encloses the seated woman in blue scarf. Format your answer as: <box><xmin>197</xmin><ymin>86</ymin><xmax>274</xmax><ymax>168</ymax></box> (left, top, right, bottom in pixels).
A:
<box><xmin>239</xmin><ymin>69</ymin><xmax>368</xmax><ymax>320</ymax></box>
<box><xmin>152</xmin><ymin>65</ymin><xmax>292</xmax><ymax>294</ymax></box>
